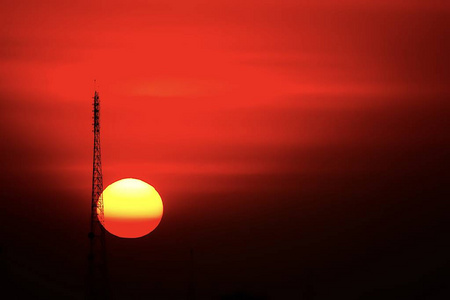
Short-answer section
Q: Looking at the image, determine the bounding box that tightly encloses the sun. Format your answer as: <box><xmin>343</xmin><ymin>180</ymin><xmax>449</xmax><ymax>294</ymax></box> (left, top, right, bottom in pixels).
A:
<box><xmin>97</xmin><ymin>178</ymin><xmax>163</xmax><ymax>238</ymax></box>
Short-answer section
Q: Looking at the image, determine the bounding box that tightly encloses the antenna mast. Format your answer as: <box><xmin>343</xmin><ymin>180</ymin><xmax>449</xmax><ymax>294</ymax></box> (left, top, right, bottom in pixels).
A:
<box><xmin>87</xmin><ymin>89</ymin><xmax>109</xmax><ymax>299</ymax></box>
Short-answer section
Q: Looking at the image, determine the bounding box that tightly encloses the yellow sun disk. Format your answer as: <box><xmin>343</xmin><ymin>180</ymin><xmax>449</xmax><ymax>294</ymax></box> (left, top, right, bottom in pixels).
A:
<box><xmin>100</xmin><ymin>178</ymin><xmax>163</xmax><ymax>219</ymax></box>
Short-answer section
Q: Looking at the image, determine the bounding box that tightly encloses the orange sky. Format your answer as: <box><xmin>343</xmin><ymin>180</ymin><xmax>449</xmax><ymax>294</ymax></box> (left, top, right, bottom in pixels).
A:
<box><xmin>1</xmin><ymin>1</ymin><xmax>449</xmax><ymax>298</ymax></box>
<box><xmin>2</xmin><ymin>1</ymin><xmax>448</xmax><ymax>196</ymax></box>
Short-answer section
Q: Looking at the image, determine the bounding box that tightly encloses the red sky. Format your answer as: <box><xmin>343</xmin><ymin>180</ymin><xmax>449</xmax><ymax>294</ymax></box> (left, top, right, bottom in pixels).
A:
<box><xmin>1</xmin><ymin>1</ymin><xmax>449</xmax><ymax>298</ymax></box>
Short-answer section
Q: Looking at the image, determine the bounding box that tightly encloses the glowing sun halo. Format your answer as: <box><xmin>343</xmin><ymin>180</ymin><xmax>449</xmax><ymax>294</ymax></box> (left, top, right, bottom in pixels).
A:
<box><xmin>98</xmin><ymin>178</ymin><xmax>163</xmax><ymax>238</ymax></box>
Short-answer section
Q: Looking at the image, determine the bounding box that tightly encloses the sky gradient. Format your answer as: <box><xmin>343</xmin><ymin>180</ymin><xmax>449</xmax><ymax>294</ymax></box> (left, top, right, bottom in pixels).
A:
<box><xmin>1</xmin><ymin>1</ymin><xmax>449</xmax><ymax>299</ymax></box>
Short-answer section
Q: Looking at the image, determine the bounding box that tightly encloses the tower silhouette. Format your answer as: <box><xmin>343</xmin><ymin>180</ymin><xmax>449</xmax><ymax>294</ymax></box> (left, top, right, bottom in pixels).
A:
<box><xmin>87</xmin><ymin>90</ymin><xmax>109</xmax><ymax>299</ymax></box>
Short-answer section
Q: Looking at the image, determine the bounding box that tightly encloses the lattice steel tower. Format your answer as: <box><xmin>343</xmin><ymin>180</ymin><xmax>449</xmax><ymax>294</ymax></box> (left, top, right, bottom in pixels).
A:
<box><xmin>87</xmin><ymin>90</ymin><xmax>109</xmax><ymax>299</ymax></box>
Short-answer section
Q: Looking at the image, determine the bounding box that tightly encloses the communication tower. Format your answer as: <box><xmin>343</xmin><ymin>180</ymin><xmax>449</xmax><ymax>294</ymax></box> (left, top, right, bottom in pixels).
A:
<box><xmin>87</xmin><ymin>89</ymin><xmax>109</xmax><ymax>299</ymax></box>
